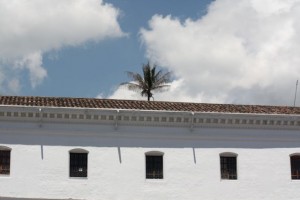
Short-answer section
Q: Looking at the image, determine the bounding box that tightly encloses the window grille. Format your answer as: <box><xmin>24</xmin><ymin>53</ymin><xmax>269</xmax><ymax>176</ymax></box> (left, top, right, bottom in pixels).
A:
<box><xmin>0</xmin><ymin>150</ymin><xmax>10</xmax><ymax>175</ymax></box>
<box><xmin>220</xmin><ymin>156</ymin><xmax>237</xmax><ymax>180</ymax></box>
<box><xmin>70</xmin><ymin>153</ymin><xmax>87</xmax><ymax>177</ymax></box>
<box><xmin>146</xmin><ymin>155</ymin><xmax>163</xmax><ymax>179</ymax></box>
<box><xmin>291</xmin><ymin>155</ymin><xmax>300</xmax><ymax>179</ymax></box>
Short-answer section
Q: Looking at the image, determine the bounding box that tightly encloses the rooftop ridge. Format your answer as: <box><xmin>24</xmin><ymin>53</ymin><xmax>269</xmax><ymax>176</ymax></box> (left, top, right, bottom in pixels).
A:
<box><xmin>0</xmin><ymin>95</ymin><xmax>299</xmax><ymax>114</ymax></box>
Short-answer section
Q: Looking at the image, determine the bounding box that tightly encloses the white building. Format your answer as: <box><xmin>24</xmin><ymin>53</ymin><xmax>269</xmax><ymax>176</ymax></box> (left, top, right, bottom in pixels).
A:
<box><xmin>0</xmin><ymin>96</ymin><xmax>300</xmax><ymax>200</ymax></box>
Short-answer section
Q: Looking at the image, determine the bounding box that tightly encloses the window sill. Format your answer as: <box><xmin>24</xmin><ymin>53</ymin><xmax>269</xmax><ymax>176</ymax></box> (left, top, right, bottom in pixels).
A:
<box><xmin>220</xmin><ymin>179</ymin><xmax>238</xmax><ymax>181</ymax></box>
<box><xmin>69</xmin><ymin>177</ymin><xmax>88</xmax><ymax>180</ymax></box>
<box><xmin>145</xmin><ymin>178</ymin><xmax>165</xmax><ymax>183</ymax></box>
<box><xmin>0</xmin><ymin>174</ymin><xmax>10</xmax><ymax>178</ymax></box>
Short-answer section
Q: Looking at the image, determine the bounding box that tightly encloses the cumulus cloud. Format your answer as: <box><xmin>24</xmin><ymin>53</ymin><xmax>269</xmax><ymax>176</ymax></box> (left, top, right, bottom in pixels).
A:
<box><xmin>0</xmin><ymin>0</ymin><xmax>124</xmax><ymax>90</ymax></box>
<box><xmin>110</xmin><ymin>0</ymin><xmax>300</xmax><ymax>105</ymax></box>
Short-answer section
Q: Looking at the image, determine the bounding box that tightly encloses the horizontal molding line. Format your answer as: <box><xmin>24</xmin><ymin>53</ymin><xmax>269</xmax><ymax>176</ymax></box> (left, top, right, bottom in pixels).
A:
<box><xmin>0</xmin><ymin>106</ymin><xmax>300</xmax><ymax>130</ymax></box>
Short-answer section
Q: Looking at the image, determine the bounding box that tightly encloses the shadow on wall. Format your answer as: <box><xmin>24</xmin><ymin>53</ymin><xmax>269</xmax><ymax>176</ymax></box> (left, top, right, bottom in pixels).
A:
<box><xmin>0</xmin><ymin>129</ymin><xmax>300</xmax><ymax>149</ymax></box>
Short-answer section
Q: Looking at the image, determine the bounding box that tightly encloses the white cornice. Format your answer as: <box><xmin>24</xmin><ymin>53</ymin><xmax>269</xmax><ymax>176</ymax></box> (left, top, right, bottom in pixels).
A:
<box><xmin>0</xmin><ymin>105</ymin><xmax>300</xmax><ymax>130</ymax></box>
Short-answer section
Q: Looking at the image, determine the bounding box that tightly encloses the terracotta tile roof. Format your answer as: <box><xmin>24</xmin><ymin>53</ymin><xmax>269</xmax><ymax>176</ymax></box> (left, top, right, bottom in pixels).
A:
<box><xmin>0</xmin><ymin>96</ymin><xmax>299</xmax><ymax>115</ymax></box>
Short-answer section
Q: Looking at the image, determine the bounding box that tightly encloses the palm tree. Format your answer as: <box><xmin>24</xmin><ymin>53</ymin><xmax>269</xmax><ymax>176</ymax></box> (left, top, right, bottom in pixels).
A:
<box><xmin>121</xmin><ymin>62</ymin><xmax>171</xmax><ymax>101</ymax></box>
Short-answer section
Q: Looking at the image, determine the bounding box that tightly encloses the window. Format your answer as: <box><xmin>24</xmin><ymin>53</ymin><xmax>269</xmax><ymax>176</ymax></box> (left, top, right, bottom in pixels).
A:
<box><xmin>290</xmin><ymin>155</ymin><xmax>300</xmax><ymax>180</ymax></box>
<box><xmin>0</xmin><ymin>149</ymin><xmax>11</xmax><ymax>175</ymax></box>
<box><xmin>220</xmin><ymin>153</ymin><xmax>237</xmax><ymax>180</ymax></box>
<box><xmin>146</xmin><ymin>152</ymin><xmax>163</xmax><ymax>179</ymax></box>
<box><xmin>69</xmin><ymin>149</ymin><xmax>88</xmax><ymax>178</ymax></box>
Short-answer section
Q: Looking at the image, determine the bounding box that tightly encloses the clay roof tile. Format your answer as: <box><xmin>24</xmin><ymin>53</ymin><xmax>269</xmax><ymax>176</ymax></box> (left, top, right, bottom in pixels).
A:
<box><xmin>0</xmin><ymin>96</ymin><xmax>299</xmax><ymax>115</ymax></box>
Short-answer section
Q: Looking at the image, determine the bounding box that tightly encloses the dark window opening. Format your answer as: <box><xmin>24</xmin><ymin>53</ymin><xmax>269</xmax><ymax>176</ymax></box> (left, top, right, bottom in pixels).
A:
<box><xmin>220</xmin><ymin>156</ymin><xmax>237</xmax><ymax>180</ymax></box>
<box><xmin>146</xmin><ymin>155</ymin><xmax>163</xmax><ymax>179</ymax></box>
<box><xmin>291</xmin><ymin>155</ymin><xmax>300</xmax><ymax>180</ymax></box>
<box><xmin>0</xmin><ymin>150</ymin><xmax>10</xmax><ymax>175</ymax></box>
<box><xmin>70</xmin><ymin>153</ymin><xmax>88</xmax><ymax>177</ymax></box>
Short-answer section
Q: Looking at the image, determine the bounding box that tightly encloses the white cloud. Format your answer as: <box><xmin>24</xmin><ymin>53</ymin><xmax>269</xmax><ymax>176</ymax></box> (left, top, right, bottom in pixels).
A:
<box><xmin>0</xmin><ymin>0</ymin><xmax>124</xmax><ymax>90</ymax></box>
<box><xmin>104</xmin><ymin>87</ymin><xmax>143</xmax><ymax>100</ymax></box>
<box><xmin>110</xmin><ymin>0</ymin><xmax>300</xmax><ymax>105</ymax></box>
<box><xmin>14</xmin><ymin>51</ymin><xmax>46</xmax><ymax>87</ymax></box>
<box><xmin>7</xmin><ymin>78</ymin><xmax>21</xmax><ymax>94</ymax></box>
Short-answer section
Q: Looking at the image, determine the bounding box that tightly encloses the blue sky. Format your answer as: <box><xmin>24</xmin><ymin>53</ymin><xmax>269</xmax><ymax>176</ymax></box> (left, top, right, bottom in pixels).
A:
<box><xmin>1</xmin><ymin>0</ymin><xmax>300</xmax><ymax>106</ymax></box>
<box><xmin>14</xmin><ymin>0</ymin><xmax>213</xmax><ymax>98</ymax></box>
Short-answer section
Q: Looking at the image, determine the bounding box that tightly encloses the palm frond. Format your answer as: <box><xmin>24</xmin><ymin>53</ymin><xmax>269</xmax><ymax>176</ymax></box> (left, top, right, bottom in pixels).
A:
<box><xmin>152</xmin><ymin>83</ymin><xmax>169</xmax><ymax>90</ymax></box>
<box><xmin>121</xmin><ymin>62</ymin><xmax>171</xmax><ymax>101</ymax></box>
<box><xmin>125</xmin><ymin>71</ymin><xmax>144</xmax><ymax>85</ymax></box>
<box><xmin>120</xmin><ymin>82</ymin><xmax>143</xmax><ymax>92</ymax></box>
<box><xmin>153</xmin><ymin>71</ymin><xmax>171</xmax><ymax>87</ymax></box>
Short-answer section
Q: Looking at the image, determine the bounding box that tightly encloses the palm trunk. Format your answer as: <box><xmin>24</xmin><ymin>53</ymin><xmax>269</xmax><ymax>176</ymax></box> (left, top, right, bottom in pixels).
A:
<box><xmin>147</xmin><ymin>91</ymin><xmax>151</xmax><ymax>101</ymax></box>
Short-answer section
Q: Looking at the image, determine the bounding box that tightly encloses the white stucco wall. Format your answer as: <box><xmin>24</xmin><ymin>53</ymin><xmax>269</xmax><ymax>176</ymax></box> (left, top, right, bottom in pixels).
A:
<box><xmin>0</xmin><ymin>119</ymin><xmax>300</xmax><ymax>200</ymax></box>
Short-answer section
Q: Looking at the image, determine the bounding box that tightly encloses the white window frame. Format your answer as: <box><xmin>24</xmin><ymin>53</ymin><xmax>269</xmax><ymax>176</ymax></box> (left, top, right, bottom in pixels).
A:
<box><xmin>145</xmin><ymin>151</ymin><xmax>164</xmax><ymax>180</ymax></box>
<box><xmin>69</xmin><ymin>148</ymin><xmax>89</xmax><ymax>179</ymax></box>
<box><xmin>0</xmin><ymin>146</ymin><xmax>12</xmax><ymax>176</ymax></box>
<box><xmin>219</xmin><ymin>152</ymin><xmax>238</xmax><ymax>180</ymax></box>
